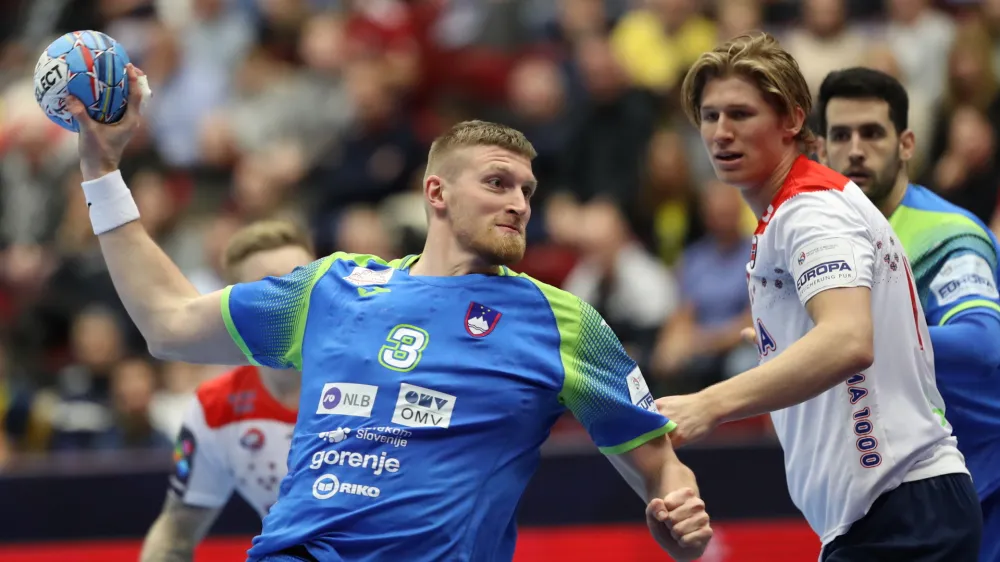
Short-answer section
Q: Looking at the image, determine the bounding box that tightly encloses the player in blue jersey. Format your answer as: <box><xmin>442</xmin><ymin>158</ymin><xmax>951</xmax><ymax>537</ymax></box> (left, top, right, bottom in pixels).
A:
<box><xmin>64</xmin><ymin>64</ymin><xmax>713</xmax><ymax>562</ymax></box>
<box><xmin>817</xmin><ymin>66</ymin><xmax>1000</xmax><ymax>562</ymax></box>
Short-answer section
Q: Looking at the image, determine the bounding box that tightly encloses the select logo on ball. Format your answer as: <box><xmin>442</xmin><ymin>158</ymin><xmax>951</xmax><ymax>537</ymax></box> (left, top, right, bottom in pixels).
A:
<box><xmin>33</xmin><ymin>30</ymin><xmax>132</xmax><ymax>133</ymax></box>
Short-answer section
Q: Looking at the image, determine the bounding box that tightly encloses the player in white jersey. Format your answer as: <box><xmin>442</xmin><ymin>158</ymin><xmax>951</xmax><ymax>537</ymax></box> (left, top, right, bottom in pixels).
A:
<box><xmin>656</xmin><ymin>32</ymin><xmax>981</xmax><ymax>560</ymax></box>
<box><xmin>140</xmin><ymin>220</ymin><xmax>314</xmax><ymax>562</ymax></box>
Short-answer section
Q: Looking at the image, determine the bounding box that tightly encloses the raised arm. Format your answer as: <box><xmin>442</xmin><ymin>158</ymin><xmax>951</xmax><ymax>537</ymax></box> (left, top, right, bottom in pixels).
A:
<box><xmin>67</xmin><ymin>64</ymin><xmax>245</xmax><ymax>365</ymax></box>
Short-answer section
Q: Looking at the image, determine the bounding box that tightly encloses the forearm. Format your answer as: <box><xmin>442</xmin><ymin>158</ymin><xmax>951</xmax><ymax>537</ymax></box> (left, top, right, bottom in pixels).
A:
<box><xmin>139</xmin><ymin>514</ymin><xmax>198</xmax><ymax>562</ymax></box>
<box><xmin>140</xmin><ymin>495</ymin><xmax>218</xmax><ymax>562</ymax></box>
<box><xmin>701</xmin><ymin>322</ymin><xmax>873</xmax><ymax>423</ymax></box>
<box><xmin>647</xmin><ymin>458</ymin><xmax>699</xmax><ymax>502</ymax></box>
<box><xmin>98</xmin><ymin>221</ymin><xmax>200</xmax><ymax>346</ymax></box>
<box><xmin>929</xmin><ymin>311</ymin><xmax>1000</xmax><ymax>373</ymax></box>
<box><xmin>84</xmin><ymin>171</ymin><xmax>200</xmax><ymax>349</ymax></box>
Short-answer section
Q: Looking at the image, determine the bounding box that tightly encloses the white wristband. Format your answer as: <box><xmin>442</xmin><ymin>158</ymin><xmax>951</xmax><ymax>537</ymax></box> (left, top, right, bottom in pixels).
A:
<box><xmin>81</xmin><ymin>169</ymin><xmax>140</xmax><ymax>235</ymax></box>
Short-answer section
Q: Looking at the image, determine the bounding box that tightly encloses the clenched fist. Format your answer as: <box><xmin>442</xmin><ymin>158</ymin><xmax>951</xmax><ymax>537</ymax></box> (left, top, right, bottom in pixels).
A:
<box><xmin>646</xmin><ymin>487</ymin><xmax>713</xmax><ymax>561</ymax></box>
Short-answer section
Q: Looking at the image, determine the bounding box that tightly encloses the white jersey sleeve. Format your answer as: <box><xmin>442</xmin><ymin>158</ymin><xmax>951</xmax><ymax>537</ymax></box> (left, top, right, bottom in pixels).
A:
<box><xmin>168</xmin><ymin>396</ymin><xmax>236</xmax><ymax>509</ymax></box>
<box><xmin>778</xmin><ymin>193</ymin><xmax>876</xmax><ymax>306</ymax></box>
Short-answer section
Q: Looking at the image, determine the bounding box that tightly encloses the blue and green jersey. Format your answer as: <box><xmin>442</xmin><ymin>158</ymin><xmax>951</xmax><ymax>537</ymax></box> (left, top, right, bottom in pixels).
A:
<box><xmin>221</xmin><ymin>253</ymin><xmax>673</xmax><ymax>562</ymax></box>
<box><xmin>890</xmin><ymin>184</ymin><xmax>1000</xmax><ymax>501</ymax></box>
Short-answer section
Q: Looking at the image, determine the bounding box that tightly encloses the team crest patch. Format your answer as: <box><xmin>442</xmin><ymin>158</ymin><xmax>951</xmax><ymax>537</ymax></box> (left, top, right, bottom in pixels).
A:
<box><xmin>465</xmin><ymin>302</ymin><xmax>502</xmax><ymax>337</ymax></box>
<box><xmin>344</xmin><ymin>266</ymin><xmax>394</xmax><ymax>287</ymax></box>
<box><xmin>240</xmin><ymin>427</ymin><xmax>266</xmax><ymax>451</ymax></box>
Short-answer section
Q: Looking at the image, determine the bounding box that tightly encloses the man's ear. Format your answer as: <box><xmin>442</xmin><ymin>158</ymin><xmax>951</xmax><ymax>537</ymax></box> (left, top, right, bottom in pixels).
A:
<box><xmin>425</xmin><ymin>174</ymin><xmax>447</xmax><ymax>213</ymax></box>
<box><xmin>816</xmin><ymin>136</ymin><xmax>828</xmax><ymax>165</ymax></box>
<box><xmin>898</xmin><ymin>129</ymin><xmax>916</xmax><ymax>163</ymax></box>
<box><xmin>785</xmin><ymin>106</ymin><xmax>807</xmax><ymax>141</ymax></box>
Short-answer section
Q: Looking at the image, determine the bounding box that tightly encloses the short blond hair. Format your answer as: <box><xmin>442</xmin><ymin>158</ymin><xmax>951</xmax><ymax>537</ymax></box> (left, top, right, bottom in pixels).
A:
<box><xmin>222</xmin><ymin>220</ymin><xmax>314</xmax><ymax>283</ymax></box>
<box><xmin>681</xmin><ymin>32</ymin><xmax>815</xmax><ymax>150</ymax></box>
<box><xmin>425</xmin><ymin>120</ymin><xmax>537</xmax><ymax>179</ymax></box>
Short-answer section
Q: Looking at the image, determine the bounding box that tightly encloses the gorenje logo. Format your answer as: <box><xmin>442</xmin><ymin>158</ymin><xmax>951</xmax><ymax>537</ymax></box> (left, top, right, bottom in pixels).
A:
<box><xmin>391</xmin><ymin>383</ymin><xmax>456</xmax><ymax>429</ymax></box>
<box><xmin>309</xmin><ymin>449</ymin><xmax>400</xmax><ymax>476</ymax></box>
<box><xmin>312</xmin><ymin>474</ymin><xmax>380</xmax><ymax>499</ymax></box>
<box><xmin>316</xmin><ymin>383</ymin><xmax>377</xmax><ymax>417</ymax></box>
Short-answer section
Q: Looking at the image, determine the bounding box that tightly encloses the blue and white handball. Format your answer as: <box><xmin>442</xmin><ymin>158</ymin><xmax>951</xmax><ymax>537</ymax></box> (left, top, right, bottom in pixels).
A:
<box><xmin>33</xmin><ymin>30</ymin><xmax>131</xmax><ymax>133</ymax></box>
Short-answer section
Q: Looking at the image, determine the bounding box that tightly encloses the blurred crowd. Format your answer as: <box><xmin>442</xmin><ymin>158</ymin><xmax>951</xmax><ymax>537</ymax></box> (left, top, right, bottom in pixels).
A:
<box><xmin>0</xmin><ymin>0</ymin><xmax>997</xmax><ymax>462</ymax></box>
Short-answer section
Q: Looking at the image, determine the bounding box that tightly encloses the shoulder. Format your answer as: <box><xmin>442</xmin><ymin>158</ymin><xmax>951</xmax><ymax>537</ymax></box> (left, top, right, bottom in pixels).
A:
<box><xmin>895</xmin><ymin>185</ymin><xmax>997</xmax><ymax>266</ymax></box>
<box><xmin>761</xmin><ymin>158</ymin><xmax>855</xmax><ymax>232</ymax></box>
<box><xmin>900</xmin><ymin>185</ymin><xmax>993</xmax><ymax>238</ymax></box>
<box><xmin>194</xmin><ymin>366</ymin><xmax>262</xmax><ymax>430</ymax></box>
<box><xmin>510</xmin><ymin>271</ymin><xmax>613</xmax><ymax>342</ymax></box>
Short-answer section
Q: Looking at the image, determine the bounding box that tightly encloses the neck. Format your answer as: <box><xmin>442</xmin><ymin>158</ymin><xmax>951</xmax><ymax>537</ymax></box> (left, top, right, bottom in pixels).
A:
<box><xmin>878</xmin><ymin>173</ymin><xmax>910</xmax><ymax>218</ymax></box>
<box><xmin>258</xmin><ymin>367</ymin><xmax>301</xmax><ymax>410</ymax></box>
<box><xmin>742</xmin><ymin>150</ymin><xmax>800</xmax><ymax>217</ymax></box>
<box><xmin>410</xmin><ymin>225</ymin><xmax>501</xmax><ymax>277</ymax></box>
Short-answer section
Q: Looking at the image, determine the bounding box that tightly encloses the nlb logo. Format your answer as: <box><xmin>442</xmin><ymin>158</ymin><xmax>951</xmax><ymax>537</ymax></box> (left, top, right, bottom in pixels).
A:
<box><xmin>316</xmin><ymin>383</ymin><xmax>377</xmax><ymax>417</ymax></box>
<box><xmin>392</xmin><ymin>383</ymin><xmax>456</xmax><ymax>429</ymax></box>
<box><xmin>312</xmin><ymin>474</ymin><xmax>381</xmax><ymax>500</ymax></box>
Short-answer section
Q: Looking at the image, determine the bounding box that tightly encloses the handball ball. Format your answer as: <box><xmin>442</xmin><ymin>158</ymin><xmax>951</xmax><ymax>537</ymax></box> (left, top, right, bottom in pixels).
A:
<box><xmin>33</xmin><ymin>30</ymin><xmax>131</xmax><ymax>133</ymax></box>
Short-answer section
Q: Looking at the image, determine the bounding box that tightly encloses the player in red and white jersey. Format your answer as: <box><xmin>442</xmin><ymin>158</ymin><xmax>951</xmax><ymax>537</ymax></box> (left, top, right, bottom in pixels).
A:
<box><xmin>140</xmin><ymin>220</ymin><xmax>314</xmax><ymax>562</ymax></box>
<box><xmin>657</xmin><ymin>33</ymin><xmax>981</xmax><ymax>560</ymax></box>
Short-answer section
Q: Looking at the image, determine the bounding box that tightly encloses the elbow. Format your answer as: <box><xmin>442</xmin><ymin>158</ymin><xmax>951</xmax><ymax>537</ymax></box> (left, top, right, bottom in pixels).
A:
<box><xmin>848</xmin><ymin>335</ymin><xmax>875</xmax><ymax>373</ymax></box>
<box><xmin>837</xmin><ymin>326</ymin><xmax>874</xmax><ymax>375</ymax></box>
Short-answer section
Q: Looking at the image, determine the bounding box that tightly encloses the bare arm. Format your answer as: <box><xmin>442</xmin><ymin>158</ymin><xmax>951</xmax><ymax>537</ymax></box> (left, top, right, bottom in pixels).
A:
<box><xmin>606</xmin><ymin>436</ymin><xmax>711</xmax><ymax>561</ymax></box>
<box><xmin>67</xmin><ymin>64</ymin><xmax>246</xmax><ymax>365</ymax></box>
<box><xmin>140</xmin><ymin>493</ymin><xmax>222</xmax><ymax>562</ymax></box>
<box><xmin>95</xmin><ymin>220</ymin><xmax>246</xmax><ymax>364</ymax></box>
<box><xmin>605</xmin><ymin>435</ymin><xmax>698</xmax><ymax>501</ymax></box>
<box><xmin>701</xmin><ymin>286</ymin><xmax>874</xmax><ymax>423</ymax></box>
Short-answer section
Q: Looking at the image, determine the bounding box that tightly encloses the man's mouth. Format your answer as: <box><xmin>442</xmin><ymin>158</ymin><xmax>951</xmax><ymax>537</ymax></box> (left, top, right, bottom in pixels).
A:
<box><xmin>845</xmin><ymin>169</ymin><xmax>872</xmax><ymax>184</ymax></box>
<box><xmin>714</xmin><ymin>151</ymin><xmax>744</xmax><ymax>167</ymax></box>
<box><xmin>497</xmin><ymin>224</ymin><xmax>521</xmax><ymax>234</ymax></box>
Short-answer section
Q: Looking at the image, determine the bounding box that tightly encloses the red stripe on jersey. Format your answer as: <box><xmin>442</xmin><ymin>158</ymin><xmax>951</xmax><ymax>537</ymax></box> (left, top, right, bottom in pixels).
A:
<box><xmin>902</xmin><ymin>258</ymin><xmax>925</xmax><ymax>351</ymax></box>
<box><xmin>197</xmin><ymin>366</ymin><xmax>298</xmax><ymax>429</ymax></box>
<box><xmin>754</xmin><ymin>156</ymin><xmax>850</xmax><ymax>236</ymax></box>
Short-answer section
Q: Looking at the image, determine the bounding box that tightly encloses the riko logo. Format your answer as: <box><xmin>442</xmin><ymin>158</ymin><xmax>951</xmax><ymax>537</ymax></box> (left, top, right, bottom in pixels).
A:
<box><xmin>392</xmin><ymin>383</ymin><xmax>456</xmax><ymax>429</ymax></box>
<box><xmin>316</xmin><ymin>383</ymin><xmax>377</xmax><ymax>417</ymax></box>
<box><xmin>796</xmin><ymin>260</ymin><xmax>853</xmax><ymax>290</ymax></box>
<box><xmin>312</xmin><ymin>474</ymin><xmax>381</xmax><ymax>500</ymax></box>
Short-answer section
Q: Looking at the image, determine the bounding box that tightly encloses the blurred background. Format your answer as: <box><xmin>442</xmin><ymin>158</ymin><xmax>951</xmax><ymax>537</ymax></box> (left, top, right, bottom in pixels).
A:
<box><xmin>0</xmin><ymin>0</ymin><xmax>997</xmax><ymax>560</ymax></box>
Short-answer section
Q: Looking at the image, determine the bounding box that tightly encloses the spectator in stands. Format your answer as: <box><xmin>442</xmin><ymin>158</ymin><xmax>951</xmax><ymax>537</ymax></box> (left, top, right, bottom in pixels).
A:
<box><xmin>610</xmin><ymin>0</ymin><xmax>716</xmax><ymax>95</ymax></box>
<box><xmin>47</xmin><ymin>306</ymin><xmax>127</xmax><ymax>451</ymax></box>
<box><xmin>927</xmin><ymin>20</ymin><xmax>1000</xmax><ymax>224</ymax></box>
<box><xmin>562</xmin><ymin>35</ymin><xmax>657</xmax><ymax>222</ymax></box>
<box><xmin>99</xmin><ymin>357</ymin><xmax>172</xmax><ymax>451</ymax></box>
<box><xmin>782</xmin><ymin>0</ymin><xmax>868</xmax><ymax>101</ymax></box>
<box><xmin>651</xmin><ymin>181</ymin><xmax>755</xmax><ymax>395</ymax></box>
<box><xmin>639</xmin><ymin>129</ymin><xmax>705</xmax><ymax>267</ymax></box>
<box><xmin>563</xmin><ymin>199</ymin><xmax>679</xmax><ymax>370</ymax></box>
<box><xmin>882</xmin><ymin>0</ymin><xmax>954</xmax><ymax>107</ymax></box>
<box><xmin>714</xmin><ymin>0</ymin><xmax>763</xmax><ymax>45</ymax></box>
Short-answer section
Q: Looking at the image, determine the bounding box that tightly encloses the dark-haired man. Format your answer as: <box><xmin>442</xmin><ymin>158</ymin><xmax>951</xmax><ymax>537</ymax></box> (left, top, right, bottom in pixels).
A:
<box><xmin>817</xmin><ymin>66</ymin><xmax>1000</xmax><ymax>562</ymax></box>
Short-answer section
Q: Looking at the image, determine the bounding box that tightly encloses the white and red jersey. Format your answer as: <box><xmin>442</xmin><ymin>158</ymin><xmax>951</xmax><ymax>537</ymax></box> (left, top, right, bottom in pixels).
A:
<box><xmin>747</xmin><ymin>156</ymin><xmax>967</xmax><ymax>545</ymax></box>
<box><xmin>168</xmin><ymin>366</ymin><xmax>297</xmax><ymax>518</ymax></box>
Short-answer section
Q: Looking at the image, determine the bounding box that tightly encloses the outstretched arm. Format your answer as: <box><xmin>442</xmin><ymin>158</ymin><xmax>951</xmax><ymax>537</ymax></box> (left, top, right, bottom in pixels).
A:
<box><xmin>67</xmin><ymin>64</ymin><xmax>246</xmax><ymax>365</ymax></box>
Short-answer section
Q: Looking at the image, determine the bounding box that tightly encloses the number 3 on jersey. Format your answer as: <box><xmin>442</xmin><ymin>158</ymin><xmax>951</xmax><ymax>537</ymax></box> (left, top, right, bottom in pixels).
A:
<box><xmin>379</xmin><ymin>325</ymin><xmax>429</xmax><ymax>372</ymax></box>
